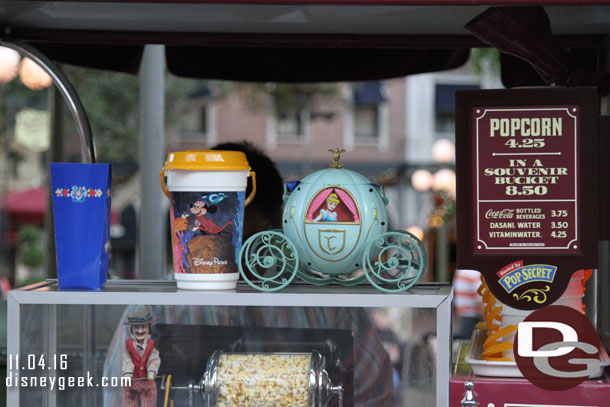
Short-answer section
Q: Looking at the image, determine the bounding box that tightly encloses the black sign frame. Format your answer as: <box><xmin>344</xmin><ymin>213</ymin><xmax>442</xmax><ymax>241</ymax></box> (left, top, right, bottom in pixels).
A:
<box><xmin>456</xmin><ymin>87</ymin><xmax>598</xmax><ymax>309</ymax></box>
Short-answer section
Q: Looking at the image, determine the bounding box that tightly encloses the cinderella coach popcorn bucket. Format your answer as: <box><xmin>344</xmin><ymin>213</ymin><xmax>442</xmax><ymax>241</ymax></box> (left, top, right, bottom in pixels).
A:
<box><xmin>160</xmin><ymin>150</ymin><xmax>256</xmax><ymax>290</ymax></box>
<box><xmin>238</xmin><ymin>149</ymin><xmax>426</xmax><ymax>292</ymax></box>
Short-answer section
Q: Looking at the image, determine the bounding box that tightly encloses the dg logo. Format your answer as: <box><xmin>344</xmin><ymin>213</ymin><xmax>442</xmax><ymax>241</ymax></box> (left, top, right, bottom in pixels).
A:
<box><xmin>514</xmin><ymin>305</ymin><xmax>602</xmax><ymax>390</ymax></box>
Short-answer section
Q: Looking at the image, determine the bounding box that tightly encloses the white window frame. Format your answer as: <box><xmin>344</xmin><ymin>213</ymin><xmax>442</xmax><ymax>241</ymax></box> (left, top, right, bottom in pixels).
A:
<box><xmin>405</xmin><ymin>73</ymin><xmax>480</xmax><ymax>164</ymax></box>
<box><xmin>266</xmin><ymin>95</ymin><xmax>311</xmax><ymax>149</ymax></box>
<box><xmin>343</xmin><ymin>82</ymin><xmax>388</xmax><ymax>152</ymax></box>
<box><xmin>177</xmin><ymin>101</ymin><xmax>217</xmax><ymax>145</ymax></box>
<box><xmin>433</xmin><ymin>74</ymin><xmax>480</xmax><ymax>141</ymax></box>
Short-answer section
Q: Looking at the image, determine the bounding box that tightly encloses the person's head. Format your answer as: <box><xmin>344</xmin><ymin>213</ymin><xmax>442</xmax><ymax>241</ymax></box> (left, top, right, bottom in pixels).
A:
<box><xmin>212</xmin><ymin>141</ymin><xmax>284</xmax><ymax>238</ymax></box>
<box><xmin>326</xmin><ymin>193</ymin><xmax>340</xmax><ymax>211</ymax></box>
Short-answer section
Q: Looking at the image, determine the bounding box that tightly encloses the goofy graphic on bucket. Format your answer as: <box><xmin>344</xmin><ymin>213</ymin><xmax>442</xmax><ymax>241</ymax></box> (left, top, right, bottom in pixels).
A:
<box><xmin>170</xmin><ymin>191</ymin><xmax>244</xmax><ymax>274</ymax></box>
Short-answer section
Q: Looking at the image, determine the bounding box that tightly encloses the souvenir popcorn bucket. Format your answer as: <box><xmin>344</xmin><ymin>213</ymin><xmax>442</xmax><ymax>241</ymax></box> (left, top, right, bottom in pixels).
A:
<box><xmin>50</xmin><ymin>162</ymin><xmax>112</xmax><ymax>290</ymax></box>
<box><xmin>160</xmin><ymin>151</ymin><xmax>256</xmax><ymax>290</ymax></box>
<box><xmin>198</xmin><ymin>351</ymin><xmax>343</xmax><ymax>407</ymax></box>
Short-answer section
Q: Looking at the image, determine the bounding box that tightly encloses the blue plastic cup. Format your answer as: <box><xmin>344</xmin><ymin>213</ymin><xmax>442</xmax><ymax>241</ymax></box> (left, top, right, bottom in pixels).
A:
<box><xmin>50</xmin><ymin>163</ymin><xmax>112</xmax><ymax>290</ymax></box>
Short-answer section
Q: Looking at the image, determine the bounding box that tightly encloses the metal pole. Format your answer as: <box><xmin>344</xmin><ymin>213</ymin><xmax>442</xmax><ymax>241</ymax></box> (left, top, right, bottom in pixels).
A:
<box><xmin>82</xmin><ymin>305</ymin><xmax>96</xmax><ymax>407</ymax></box>
<box><xmin>436</xmin><ymin>292</ymin><xmax>452</xmax><ymax>407</ymax></box>
<box><xmin>7</xmin><ymin>293</ymin><xmax>21</xmax><ymax>406</ymax></box>
<box><xmin>138</xmin><ymin>45</ymin><xmax>166</xmax><ymax>279</ymax></box>
<box><xmin>0</xmin><ymin>85</ymin><xmax>11</xmax><ymax>284</ymax></box>
<box><xmin>436</xmin><ymin>223</ymin><xmax>449</xmax><ymax>282</ymax></box>
<box><xmin>45</xmin><ymin>304</ymin><xmax>58</xmax><ymax>407</ymax></box>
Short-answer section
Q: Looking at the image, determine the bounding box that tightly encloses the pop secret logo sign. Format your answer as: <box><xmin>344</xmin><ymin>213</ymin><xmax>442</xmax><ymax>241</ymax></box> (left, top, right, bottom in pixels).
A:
<box><xmin>497</xmin><ymin>261</ymin><xmax>556</xmax><ymax>301</ymax></box>
<box><xmin>514</xmin><ymin>305</ymin><xmax>601</xmax><ymax>390</ymax></box>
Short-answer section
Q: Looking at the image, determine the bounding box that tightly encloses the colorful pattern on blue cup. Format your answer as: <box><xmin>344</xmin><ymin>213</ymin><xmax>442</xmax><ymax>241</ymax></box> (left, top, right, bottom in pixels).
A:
<box><xmin>54</xmin><ymin>186</ymin><xmax>108</xmax><ymax>202</ymax></box>
<box><xmin>50</xmin><ymin>162</ymin><xmax>111</xmax><ymax>290</ymax></box>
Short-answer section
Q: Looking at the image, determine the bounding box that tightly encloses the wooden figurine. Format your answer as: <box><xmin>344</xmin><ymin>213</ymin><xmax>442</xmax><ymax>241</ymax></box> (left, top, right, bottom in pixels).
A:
<box><xmin>122</xmin><ymin>311</ymin><xmax>160</xmax><ymax>407</ymax></box>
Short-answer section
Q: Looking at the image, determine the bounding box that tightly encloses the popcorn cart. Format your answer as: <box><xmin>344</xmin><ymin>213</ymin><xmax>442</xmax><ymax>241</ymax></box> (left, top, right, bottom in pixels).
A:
<box><xmin>3</xmin><ymin>3</ymin><xmax>610</xmax><ymax>407</ymax></box>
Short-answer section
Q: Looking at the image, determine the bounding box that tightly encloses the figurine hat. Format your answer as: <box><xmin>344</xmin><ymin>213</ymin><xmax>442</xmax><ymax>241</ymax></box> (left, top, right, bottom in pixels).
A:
<box><xmin>123</xmin><ymin>311</ymin><xmax>156</xmax><ymax>325</ymax></box>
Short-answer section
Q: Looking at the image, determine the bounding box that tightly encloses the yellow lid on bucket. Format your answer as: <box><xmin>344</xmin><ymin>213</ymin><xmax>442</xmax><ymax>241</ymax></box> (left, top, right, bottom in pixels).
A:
<box><xmin>160</xmin><ymin>150</ymin><xmax>256</xmax><ymax>205</ymax></box>
<box><xmin>162</xmin><ymin>150</ymin><xmax>251</xmax><ymax>171</ymax></box>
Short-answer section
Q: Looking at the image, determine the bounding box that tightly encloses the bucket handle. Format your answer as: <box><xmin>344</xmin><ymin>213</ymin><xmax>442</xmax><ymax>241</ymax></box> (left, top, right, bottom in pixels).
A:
<box><xmin>245</xmin><ymin>171</ymin><xmax>256</xmax><ymax>207</ymax></box>
<box><xmin>159</xmin><ymin>170</ymin><xmax>256</xmax><ymax>206</ymax></box>
<box><xmin>160</xmin><ymin>170</ymin><xmax>169</xmax><ymax>198</ymax></box>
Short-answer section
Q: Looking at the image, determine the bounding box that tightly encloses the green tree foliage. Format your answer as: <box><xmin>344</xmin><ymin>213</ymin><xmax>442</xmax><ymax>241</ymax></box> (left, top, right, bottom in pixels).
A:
<box><xmin>17</xmin><ymin>224</ymin><xmax>44</xmax><ymax>268</ymax></box>
<box><xmin>1</xmin><ymin>78</ymin><xmax>48</xmax><ymax>120</ymax></box>
<box><xmin>0</xmin><ymin>78</ymin><xmax>47</xmax><ymax>175</ymax></box>
<box><xmin>62</xmin><ymin>66</ymin><xmax>140</xmax><ymax>164</ymax></box>
<box><xmin>470</xmin><ymin>48</ymin><xmax>501</xmax><ymax>77</ymax></box>
<box><xmin>62</xmin><ymin>68</ymin><xmax>211</xmax><ymax>167</ymax></box>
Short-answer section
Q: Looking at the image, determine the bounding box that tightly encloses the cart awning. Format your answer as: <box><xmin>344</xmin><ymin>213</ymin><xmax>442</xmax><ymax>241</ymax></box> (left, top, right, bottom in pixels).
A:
<box><xmin>2</xmin><ymin>3</ymin><xmax>608</xmax><ymax>86</ymax></box>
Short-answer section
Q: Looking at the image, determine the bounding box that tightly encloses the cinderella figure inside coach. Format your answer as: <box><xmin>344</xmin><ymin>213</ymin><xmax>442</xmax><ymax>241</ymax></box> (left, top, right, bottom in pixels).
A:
<box><xmin>239</xmin><ymin>149</ymin><xmax>426</xmax><ymax>292</ymax></box>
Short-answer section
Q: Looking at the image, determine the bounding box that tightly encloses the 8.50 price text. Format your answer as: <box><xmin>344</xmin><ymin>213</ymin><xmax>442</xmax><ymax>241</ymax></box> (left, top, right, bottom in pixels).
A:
<box><xmin>505</xmin><ymin>185</ymin><xmax>548</xmax><ymax>196</ymax></box>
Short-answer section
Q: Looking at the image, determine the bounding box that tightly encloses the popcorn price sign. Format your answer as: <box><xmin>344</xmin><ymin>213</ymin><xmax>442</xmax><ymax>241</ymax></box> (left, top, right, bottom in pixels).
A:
<box><xmin>456</xmin><ymin>88</ymin><xmax>598</xmax><ymax>310</ymax></box>
<box><xmin>474</xmin><ymin>106</ymin><xmax>578</xmax><ymax>254</ymax></box>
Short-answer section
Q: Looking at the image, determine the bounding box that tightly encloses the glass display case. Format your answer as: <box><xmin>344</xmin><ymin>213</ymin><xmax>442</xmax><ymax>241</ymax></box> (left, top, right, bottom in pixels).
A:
<box><xmin>7</xmin><ymin>280</ymin><xmax>452</xmax><ymax>407</ymax></box>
